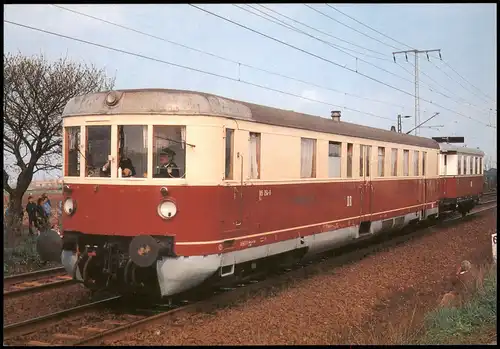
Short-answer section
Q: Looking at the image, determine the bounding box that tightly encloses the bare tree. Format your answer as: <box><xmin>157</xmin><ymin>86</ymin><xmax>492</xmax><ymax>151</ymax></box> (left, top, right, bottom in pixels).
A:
<box><xmin>3</xmin><ymin>52</ymin><xmax>115</xmax><ymax>244</ymax></box>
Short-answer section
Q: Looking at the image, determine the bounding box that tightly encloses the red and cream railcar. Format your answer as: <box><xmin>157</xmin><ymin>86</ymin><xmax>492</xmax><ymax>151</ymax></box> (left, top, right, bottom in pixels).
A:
<box><xmin>437</xmin><ymin>143</ymin><xmax>484</xmax><ymax>215</ymax></box>
<box><xmin>43</xmin><ymin>89</ymin><xmax>449</xmax><ymax>298</ymax></box>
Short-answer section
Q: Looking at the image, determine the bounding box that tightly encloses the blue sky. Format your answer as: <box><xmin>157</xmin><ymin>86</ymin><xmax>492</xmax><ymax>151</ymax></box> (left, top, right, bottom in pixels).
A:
<box><xmin>4</xmin><ymin>4</ymin><xmax>497</xmax><ymax>180</ymax></box>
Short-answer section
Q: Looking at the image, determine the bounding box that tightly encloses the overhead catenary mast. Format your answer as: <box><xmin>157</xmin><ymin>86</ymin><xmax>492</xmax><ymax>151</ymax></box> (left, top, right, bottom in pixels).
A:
<box><xmin>393</xmin><ymin>48</ymin><xmax>442</xmax><ymax>136</ymax></box>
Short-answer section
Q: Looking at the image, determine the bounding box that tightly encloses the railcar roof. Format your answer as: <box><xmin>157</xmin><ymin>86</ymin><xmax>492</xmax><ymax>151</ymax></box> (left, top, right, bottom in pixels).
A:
<box><xmin>63</xmin><ymin>88</ymin><xmax>440</xmax><ymax>149</ymax></box>
<box><xmin>438</xmin><ymin>143</ymin><xmax>485</xmax><ymax>156</ymax></box>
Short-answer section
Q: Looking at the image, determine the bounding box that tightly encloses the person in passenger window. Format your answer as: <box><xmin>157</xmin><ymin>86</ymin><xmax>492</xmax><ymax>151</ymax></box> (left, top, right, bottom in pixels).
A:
<box><xmin>119</xmin><ymin>156</ymin><xmax>136</xmax><ymax>177</ymax></box>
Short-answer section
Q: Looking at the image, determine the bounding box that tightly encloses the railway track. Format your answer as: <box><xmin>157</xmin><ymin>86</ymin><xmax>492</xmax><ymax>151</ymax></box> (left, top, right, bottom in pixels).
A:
<box><xmin>3</xmin><ymin>202</ymin><xmax>496</xmax><ymax>346</ymax></box>
<box><xmin>3</xmin><ymin>266</ymin><xmax>74</xmax><ymax>299</ymax></box>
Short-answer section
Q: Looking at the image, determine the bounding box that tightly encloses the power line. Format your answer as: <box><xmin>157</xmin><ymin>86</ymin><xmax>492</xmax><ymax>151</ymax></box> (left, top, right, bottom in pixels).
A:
<box><xmin>51</xmin><ymin>4</ymin><xmax>407</xmax><ymax>110</ymax></box>
<box><xmin>416</xmin><ymin>60</ymin><xmax>492</xmax><ymax>113</ymax></box>
<box><xmin>304</xmin><ymin>4</ymin><xmax>402</xmax><ymax>51</ymax></box>
<box><xmin>318</xmin><ymin>4</ymin><xmax>496</xmax><ymax>113</ymax></box>
<box><xmin>443</xmin><ymin>60</ymin><xmax>496</xmax><ymax>103</ymax></box>
<box><xmin>189</xmin><ymin>4</ymin><xmax>495</xmax><ymax>129</ymax></box>
<box><xmin>231</xmin><ymin>4</ymin><xmax>417</xmax><ymax>87</ymax></box>
<box><xmin>3</xmin><ymin>19</ymin><xmax>394</xmax><ymax>122</ymax></box>
<box><xmin>430</xmin><ymin>59</ymin><xmax>495</xmax><ymax>105</ymax></box>
<box><xmin>256</xmin><ymin>4</ymin><xmax>388</xmax><ymax>58</ymax></box>
<box><xmin>326</xmin><ymin>4</ymin><xmax>414</xmax><ymax>51</ymax></box>
<box><xmin>234</xmin><ymin>4</ymin><xmax>391</xmax><ymax>62</ymax></box>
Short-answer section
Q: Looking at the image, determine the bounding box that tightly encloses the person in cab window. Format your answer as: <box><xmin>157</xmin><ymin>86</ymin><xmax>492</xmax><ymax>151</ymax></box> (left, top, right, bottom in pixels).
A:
<box><xmin>100</xmin><ymin>160</ymin><xmax>111</xmax><ymax>177</ymax></box>
<box><xmin>119</xmin><ymin>155</ymin><xmax>136</xmax><ymax>177</ymax></box>
<box><xmin>157</xmin><ymin>147</ymin><xmax>180</xmax><ymax>178</ymax></box>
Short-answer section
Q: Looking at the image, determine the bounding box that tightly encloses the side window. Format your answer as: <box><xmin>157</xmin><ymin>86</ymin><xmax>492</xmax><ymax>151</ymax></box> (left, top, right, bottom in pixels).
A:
<box><xmin>224</xmin><ymin>128</ymin><xmax>234</xmax><ymax>180</ymax></box>
<box><xmin>359</xmin><ymin>145</ymin><xmax>364</xmax><ymax>177</ymax></box>
<box><xmin>347</xmin><ymin>143</ymin><xmax>353</xmax><ymax>178</ymax></box>
<box><xmin>359</xmin><ymin>145</ymin><xmax>371</xmax><ymax>177</ymax></box>
<box><xmin>413</xmin><ymin>150</ymin><xmax>419</xmax><ymax>176</ymax></box>
<box><xmin>391</xmin><ymin>148</ymin><xmax>398</xmax><ymax>176</ymax></box>
<box><xmin>377</xmin><ymin>147</ymin><xmax>385</xmax><ymax>177</ymax></box>
<box><xmin>118</xmin><ymin>125</ymin><xmax>148</xmax><ymax>178</ymax></box>
<box><xmin>328</xmin><ymin>141</ymin><xmax>341</xmax><ymax>178</ymax></box>
<box><xmin>422</xmin><ymin>151</ymin><xmax>427</xmax><ymax>176</ymax></box>
<box><xmin>300</xmin><ymin>138</ymin><xmax>316</xmax><ymax>178</ymax></box>
<box><xmin>458</xmin><ymin>155</ymin><xmax>462</xmax><ymax>175</ymax></box>
<box><xmin>403</xmin><ymin>150</ymin><xmax>409</xmax><ymax>176</ymax></box>
<box><xmin>65</xmin><ymin>126</ymin><xmax>80</xmax><ymax>177</ymax></box>
<box><xmin>475</xmin><ymin>157</ymin><xmax>478</xmax><ymax>174</ymax></box>
<box><xmin>479</xmin><ymin>157</ymin><xmax>482</xmax><ymax>174</ymax></box>
<box><xmin>249</xmin><ymin>132</ymin><xmax>261</xmax><ymax>179</ymax></box>
<box><xmin>468</xmin><ymin>156</ymin><xmax>471</xmax><ymax>174</ymax></box>
<box><xmin>153</xmin><ymin>126</ymin><xmax>186</xmax><ymax>178</ymax></box>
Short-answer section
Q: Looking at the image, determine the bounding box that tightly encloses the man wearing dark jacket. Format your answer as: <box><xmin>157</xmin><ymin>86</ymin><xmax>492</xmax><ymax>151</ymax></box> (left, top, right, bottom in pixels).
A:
<box><xmin>26</xmin><ymin>195</ymin><xmax>37</xmax><ymax>235</ymax></box>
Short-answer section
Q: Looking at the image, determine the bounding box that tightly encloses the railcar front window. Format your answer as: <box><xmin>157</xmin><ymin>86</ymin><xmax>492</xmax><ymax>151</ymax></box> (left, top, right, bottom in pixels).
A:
<box><xmin>85</xmin><ymin>126</ymin><xmax>111</xmax><ymax>177</ymax></box>
<box><xmin>117</xmin><ymin>125</ymin><xmax>148</xmax><ymax>178</ymax></box>
<box><xmin>153</xmin><ymin>126</ymin><xmax>186</xmax><ymax>178</ymax></box>
<box><xmin>65</xmin><ymin>126</ymin><xmax>80</xmax><ymax>177</ymax></box>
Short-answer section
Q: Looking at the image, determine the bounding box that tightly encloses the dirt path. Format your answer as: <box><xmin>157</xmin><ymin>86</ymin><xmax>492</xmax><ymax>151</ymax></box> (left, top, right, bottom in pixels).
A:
<box><xmin>108</xmin><ymin>210</ymin><xmax>496</xmax><ymax>345</ymax></box>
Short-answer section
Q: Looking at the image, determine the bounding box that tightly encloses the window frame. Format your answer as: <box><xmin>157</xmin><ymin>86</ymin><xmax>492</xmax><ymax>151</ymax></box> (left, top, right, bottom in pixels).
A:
<box><xmin>328</xmin><ymin>141</ymin><xmax>342</xmax><ymax>178</ymax></box>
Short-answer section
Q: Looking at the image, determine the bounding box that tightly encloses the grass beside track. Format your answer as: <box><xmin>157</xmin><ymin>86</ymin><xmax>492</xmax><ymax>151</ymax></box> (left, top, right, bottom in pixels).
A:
<box><xmin>419</xmin><ymin>263</ymin><xmax>497</xmax><ymax>345</ymax></box>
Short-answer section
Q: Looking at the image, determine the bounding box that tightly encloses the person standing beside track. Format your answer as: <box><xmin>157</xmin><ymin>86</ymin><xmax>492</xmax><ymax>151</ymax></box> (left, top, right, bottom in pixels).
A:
<box><xmin>26</xmin><ymin>195</ymin><xmax>37</xmax><ymax>235</ymax></box>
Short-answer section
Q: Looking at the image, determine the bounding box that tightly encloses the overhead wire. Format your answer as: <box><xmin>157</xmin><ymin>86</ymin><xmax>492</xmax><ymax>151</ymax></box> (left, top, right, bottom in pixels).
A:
<box><xmin>4</xmin><ymin>19</ymin><xmax>395</xmax><ymax>122</ymax></box>
<box><xmin>255</xmin><ymin>4</ymin><xmax>388</xmax><ymax>58</ymax></box>
<box><xmin>305</xmin><ymin>4</ymin><xmax>403</xmax><ymax>51</ymax></box>
<box><xmin>325</xmin><ymin>4</ymin><xmax>414</xmax><ymax>51</ymax></box>
<box><xmin>234</xmin><ymin>4</ymin><xmax>391</xmax><ymax>61</ymax></box>
<box><xmin>429</xmin><ymin>59</ymin><xmax>495</xmax><ymax>105</ymax></box>
<box><xmin>312</xmin><ymin>4</ymin><xmax>496</xmax><ymax>119</ymax></box>
<box><xmin>443</xmin><ymin>60</ymin><xmax>496</xmax><ymax>103</ymax></box>
<box><xmin>51</xmin><ymin>4</ymin><xmax>407</xmax><ymax>110</ymax></box>
<box><xmin>234</xmin><ymin>3</ymin><xmax>417</xmax><ymax>86</ymax></box>
<box><xmin>189</xmin><ymin>4</ymin><xmax>495</xmax><ymax>129</ymax></box>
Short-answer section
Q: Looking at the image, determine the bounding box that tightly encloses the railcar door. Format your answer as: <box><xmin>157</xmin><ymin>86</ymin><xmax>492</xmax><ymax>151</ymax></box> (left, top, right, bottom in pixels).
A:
<box><xmin>359</xmin><ymin>145</ymin><xmax>372</xmax><ymax>233</ymax></box>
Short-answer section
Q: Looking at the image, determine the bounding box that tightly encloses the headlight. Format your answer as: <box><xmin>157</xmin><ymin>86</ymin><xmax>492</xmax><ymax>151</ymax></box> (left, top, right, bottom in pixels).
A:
<box><xmin>157</xmin><ymin>200</ymin><xmax>177</xmax><ymax>219</ymax></box>
<box><xmin>63</xmin><ymin>198</ymin><xmax>75</xmax><ymax>215</ymax></box>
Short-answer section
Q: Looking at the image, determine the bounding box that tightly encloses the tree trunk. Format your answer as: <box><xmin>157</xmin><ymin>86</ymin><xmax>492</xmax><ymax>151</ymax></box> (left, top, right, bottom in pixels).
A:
<box><xmin>5</xmin><ymin>169</ymin><xmax>33</xmax><ymax>247</ymax></box>
<box><xmin>5</xmin><ymin>195</ymin><xmax>24</xmax><ymax>247</ymax></box>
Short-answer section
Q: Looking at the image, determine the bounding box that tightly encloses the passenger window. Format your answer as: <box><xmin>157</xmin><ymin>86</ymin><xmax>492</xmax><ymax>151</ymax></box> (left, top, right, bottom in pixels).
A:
<box><xmin>224</xmin><ymin>128</ymin><xmax>234</xmax><ymax>180</ymax></box>
<box><xmin>391</xmin><ymin>148</ymin><xmax>398</xmax><ymax>176</ymax></box>
<box><xmin>117</xmin><ymin>125</ymin><xmax>148</xmax><ymax>178</ymax></box>
<box><xmin>377</xmin><ymin>147</ymin><xmax>385</xmax><ymax>177</ymax></box>
<box><xmin>249</xmin><ymin>132</ymin><xmax>261</xmax><ymax>179</ymax></box>
<box><xmin>65</xmin><ymin>126</ymin><xmax>80</xmax><ymax>177</ymax></box>
<box><xmin>85</xmin><ymin>125</ymin><xmax>111</xmax><ymax>177</ymax></box>
<box><xmin>413</xmin><ymin>150</ymin><xmax>419</xmax><ymax>176</ymax></box>
<box><xmin>479</xmin><ymin>158</ymin><xmax>482</xmax><ymax>174</ymax></box>
<box><xmin>422</xmin><ymin>151</ymin><xmax>427</xmax><ymax>176</ymax></box>
<box><xmin>347</xmin><ymin>143</ymin><xmax>353</xmax><ymax>178</ymax></box>
<box><xmin>300</xmin><ymin>138</ymin><xmax>316</xmax><ymax>178</ymax></box>
<box><xmin>153</xmin><ymin>126</ymin><xmax>186</xmax><ymax>178</ymax></box>
<box><xmin>403</xmin><ymin>150</ymin><xmax>409</xmax><ymax>176</ymax></box>
<box><xmin>475</xmin><ymin>157</ymin><xmax>478</xmax><ymax>174</ymax></box>
<box><xmin>468</xmin><ymin>156</ymin><xmax>471</xmax><ymax>174</ymax></box>
<box><xmin>328</xmin><ymin>141</ymin><xmax>341</xmax><ymax>178</ymax></box>
<box><xmin>458</xmin><ymin>155</ymin><xmax>462</xmax><ymax>175</ymax></box>
<box><xmin>359</xmin><ymin>145</ymin><xmax>371</xmax><ymax>177</ymax></box>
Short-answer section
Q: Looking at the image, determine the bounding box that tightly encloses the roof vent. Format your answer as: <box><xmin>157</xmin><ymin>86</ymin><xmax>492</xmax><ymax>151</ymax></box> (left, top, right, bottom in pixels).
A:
<box><xmin>331</xmin><ymin>110</ymin><xmax>341</xmax><ymax>122</ymax></box>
